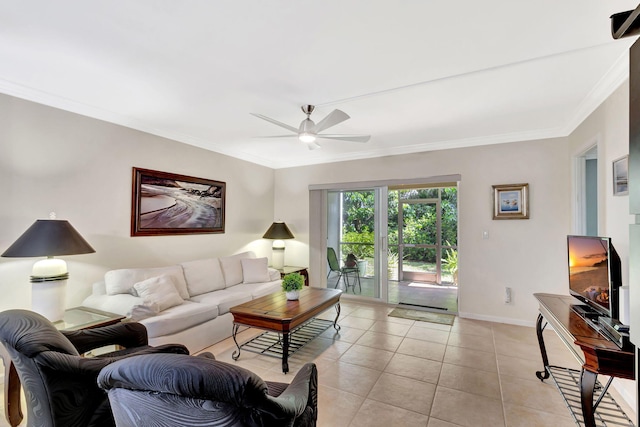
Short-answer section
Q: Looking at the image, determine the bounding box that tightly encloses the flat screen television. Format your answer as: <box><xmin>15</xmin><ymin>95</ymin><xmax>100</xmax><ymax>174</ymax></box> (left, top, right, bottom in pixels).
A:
<box><xmin>567</xmin><ymin>235</ymin><xmax>622</xmax><ymax>320</ymax></box>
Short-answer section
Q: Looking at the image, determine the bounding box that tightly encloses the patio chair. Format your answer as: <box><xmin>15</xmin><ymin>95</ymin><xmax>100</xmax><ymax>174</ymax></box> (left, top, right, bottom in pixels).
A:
<box><xmin>327</xmin><ymin>247</ymin><xmax>361</xmax><ymax>293</ymax></box>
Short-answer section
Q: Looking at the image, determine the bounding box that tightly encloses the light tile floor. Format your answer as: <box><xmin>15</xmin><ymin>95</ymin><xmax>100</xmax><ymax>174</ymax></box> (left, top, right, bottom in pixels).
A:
<box><xmin>200</xmin><ymin>300</ymin><xmax>636</xmax><ymax>427</ymax></box>
<box><xmin>336</xmin><ymin>275</ymin><xmax>459</xmax><ymax>313</ymax></box>
<box><xmin>0</xmin><ymin>300</ymin><xmax>636</xmax><ymax>426</ymax></box>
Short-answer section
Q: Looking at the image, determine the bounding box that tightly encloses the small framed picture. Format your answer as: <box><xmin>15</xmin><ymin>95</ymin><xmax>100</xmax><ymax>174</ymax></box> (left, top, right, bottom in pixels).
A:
<box><xmin>492</xmin><ymin>183</ymin><xmax>529</xmax><ymax>220</ymax></box>
<box><xmin>613</xmin><ymin>155</ymin><xmax>629</xmax><ymax>196</ymax></box>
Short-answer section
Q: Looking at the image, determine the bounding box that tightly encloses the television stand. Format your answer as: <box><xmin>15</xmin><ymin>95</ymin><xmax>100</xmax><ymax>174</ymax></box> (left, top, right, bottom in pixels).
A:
<box><xmin>570</xmin><ymin>304</ymin><xmax>601</xmax><ymax>321</ymax></box>
<box><xmin>534</xmin><ymin>293</ymin><xmax>635</xmax><ymax>427</ymax></box>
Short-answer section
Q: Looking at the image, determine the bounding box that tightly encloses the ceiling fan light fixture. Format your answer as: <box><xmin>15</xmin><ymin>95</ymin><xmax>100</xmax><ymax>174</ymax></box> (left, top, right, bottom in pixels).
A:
<box><xmin>299</xmin><ymin>132</ymin><xmax>317</xmax><ymax>143</ymax></box>
<box><xmin>305</xmin><ymin>141</ymin><xmax>320</xmax><ymax>150</ymax></box>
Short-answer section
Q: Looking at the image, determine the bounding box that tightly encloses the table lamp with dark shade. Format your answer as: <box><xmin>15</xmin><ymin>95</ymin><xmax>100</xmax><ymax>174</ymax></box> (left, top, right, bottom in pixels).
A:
<box><xmin>263</xmin><ymin>221</ymin><xmax>294</xmax><ymax>269</ymax></box>
<box><xmin>2</xmin><ymin>218</ymin><xmax>95</xmax><ymax>321</ymax></box>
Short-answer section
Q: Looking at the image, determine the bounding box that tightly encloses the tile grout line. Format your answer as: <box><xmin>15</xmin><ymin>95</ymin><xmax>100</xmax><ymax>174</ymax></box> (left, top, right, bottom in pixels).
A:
<box><xmin>493</xmin><ymin>325</ymin><xmax>509</xmax><ymax>427</ymax></box>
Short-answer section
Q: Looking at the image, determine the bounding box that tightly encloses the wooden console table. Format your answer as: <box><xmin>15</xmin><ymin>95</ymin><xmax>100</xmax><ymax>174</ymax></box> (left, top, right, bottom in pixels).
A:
<box><xmin>534</xmin><ymin>293</ymin><xmax>635</xmax><ymax>427</ymax></box>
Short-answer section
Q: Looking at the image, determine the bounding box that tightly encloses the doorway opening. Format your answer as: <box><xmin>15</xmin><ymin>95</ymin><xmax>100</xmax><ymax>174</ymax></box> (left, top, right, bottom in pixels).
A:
<box><xmin>573</xmin><ymin>145</ymin><xmax>598</xmax><ymax>236</ymax></box>
<box><xmin>388</xmin><ymin>186</ymin><xmax>458</xmax><ymax>312</ymax></box>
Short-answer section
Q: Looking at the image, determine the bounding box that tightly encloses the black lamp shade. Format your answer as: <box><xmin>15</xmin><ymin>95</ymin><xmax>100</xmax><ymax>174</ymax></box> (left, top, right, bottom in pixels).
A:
<box><xmin>262</xmin><ymin>222</ymin><xmax>294</xmax><ymax>240</ymax></box>
<box><xmin>2</xmin><ymin>220</ymin><xmax>95</xmax><ymax>258</ymax></box>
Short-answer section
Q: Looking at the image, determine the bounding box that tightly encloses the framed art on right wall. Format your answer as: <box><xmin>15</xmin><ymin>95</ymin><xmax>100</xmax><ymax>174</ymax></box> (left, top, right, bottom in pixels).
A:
<box><xmin>613</xmin><ymin>155</ymin><xmax>629</xmax><ymax>196</ymax></box>
<box><xmin>492</xmin><ymin>183</ymin><xmax>529</xmax><ymax>220</ymax></box>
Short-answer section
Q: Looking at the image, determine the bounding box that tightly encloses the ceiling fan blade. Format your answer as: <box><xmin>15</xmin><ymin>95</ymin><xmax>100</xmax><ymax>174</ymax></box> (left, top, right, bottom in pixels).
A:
<box><xmin>250</xmin><ymin>113</ymin><xmax>299</xmax><ymax>133</ymax></box>
<box><xmin>316</xmin><ymin>134</ymin><xmax>371</xmax><ymax>143</ymax></box>
<box><xmin>313</xmin><ymin>109</ymin><xmax>350</xmax><ymax>133</ymax></box>
<box><xmin>306</xmin><ymin>141</ymin><xmax>321</xmax><ymax>150</ymax></box>
<box><xmin>253</xmin><ymin>135</ymin><xmax>298</xmax><ymax>138</ymax></box>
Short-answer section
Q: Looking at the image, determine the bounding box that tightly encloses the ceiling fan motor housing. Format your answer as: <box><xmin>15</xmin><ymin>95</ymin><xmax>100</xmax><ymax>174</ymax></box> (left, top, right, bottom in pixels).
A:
<box><xmin>299</xmin><ymin>118</ymin><xmax>316</xmax><ymax>133</ymax></box>
<box><xmin>301</xmin><ymin>105</ymin><xmax>315</xmax><ymax>116</ymax></box>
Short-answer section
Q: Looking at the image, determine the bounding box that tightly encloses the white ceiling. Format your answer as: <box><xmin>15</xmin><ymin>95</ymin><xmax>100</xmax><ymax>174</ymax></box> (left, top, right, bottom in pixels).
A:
<box><xmin>0</xmin><ymin>1</ymin><xmax>638</xmax><ymax>169</ymax></box>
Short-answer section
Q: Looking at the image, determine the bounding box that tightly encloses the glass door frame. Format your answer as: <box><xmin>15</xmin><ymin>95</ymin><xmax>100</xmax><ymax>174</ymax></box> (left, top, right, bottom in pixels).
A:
<box><xmin>326</xmin><ymin>186</ymin><xmax>388</xmax><ymax>303</ymax></box>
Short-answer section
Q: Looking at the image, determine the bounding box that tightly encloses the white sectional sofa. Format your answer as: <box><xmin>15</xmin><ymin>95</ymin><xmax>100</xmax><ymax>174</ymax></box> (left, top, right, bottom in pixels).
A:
<box><xmin>81</xmin><ymin>251</ymin><xmax>282</xmax><ymax>353</ymax></box>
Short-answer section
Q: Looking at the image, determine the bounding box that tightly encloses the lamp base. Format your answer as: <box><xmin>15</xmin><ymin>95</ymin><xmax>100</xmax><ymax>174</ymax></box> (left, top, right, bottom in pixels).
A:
<box><xmin>272</xmin><ymin>247</ymin><xmax>285</xmax><ymax>270</ymax></box>
<box><xmin>31</xmin><ymin>279</ymin><xmax>66</xmax><ymax>322</ymax></box>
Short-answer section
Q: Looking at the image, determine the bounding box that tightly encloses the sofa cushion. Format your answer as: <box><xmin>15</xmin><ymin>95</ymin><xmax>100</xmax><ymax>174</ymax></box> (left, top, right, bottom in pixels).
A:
<box><xmin>268</xmin><ymin>268</ymin><xmax>281</xmax><ymax>282</ymax></box>
<box><xmin>219</xmin><ymin>251</ymin><xmax>255</xmax><ymax>288</ymax></box>
<box><xmin>241</xmin><ymin>257</ymin><xmax>270</xmax><ymax>284</ymax></box>
<box><xmin>81</xmin><ymin>293</ymin><xmax>144</xmax><ymax>317</ymax></box>
<box><xmin>133</xmin><ymin>275</ymin><xmax>184</xmax><ymax>312</ymax></box>
<box><xmin>181</xmin><ymin>258</ymin><xmax>226</xmax><ymax>297</ymax></box>
<box><xmin>139</xmin><ymin>301</ymin><xmax>219</xmax><ymax>338</ymax></box>
<box><xmin>105</xmin><ymin>265</ymin><xmax>189</xmax><ymax>299</ymax></box>
<box><xmin>189</xmin><ymin>289</ymin><xmax>252</xmax><ymax>315</ymax></box>
<box><xmin>224</xmin><ymin>281</ymin><xmax>282</xmax><ymax>299</ymax></box>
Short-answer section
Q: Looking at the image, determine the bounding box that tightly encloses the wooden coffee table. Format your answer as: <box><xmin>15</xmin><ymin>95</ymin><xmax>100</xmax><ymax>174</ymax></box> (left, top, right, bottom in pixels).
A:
<box><xmin>230</xmin><ymin>287</ymin><xmax>341</xmax><ymax>373</ymax></box>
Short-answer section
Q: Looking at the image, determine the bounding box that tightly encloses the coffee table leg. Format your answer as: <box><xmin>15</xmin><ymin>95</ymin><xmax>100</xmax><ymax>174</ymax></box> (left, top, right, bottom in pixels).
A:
<box><xmin>282</xmin><ymin>332</ymin><xmax>289</xmax><ymax>374</ymax></box>
<box><xmin>333</xmin><ymin>303</ymin><xmax>341</xmax><ymax>331</ymax></box>
<box><xmin>231</xmin><ymin>324</ymin><xmax>241</xmax><ymax>361</ymax></box>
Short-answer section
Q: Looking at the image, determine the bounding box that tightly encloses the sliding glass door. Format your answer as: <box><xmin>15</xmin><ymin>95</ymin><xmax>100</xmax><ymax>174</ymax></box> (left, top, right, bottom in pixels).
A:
<box><xmin>318</xmin><ymin>178</ymin><xmax>458</xmax><ymax>310</ymax></box>
<box><xmin>327</xmin><ymin>188</ymin><xmax>386</xmax><ymax>299</ymax></box>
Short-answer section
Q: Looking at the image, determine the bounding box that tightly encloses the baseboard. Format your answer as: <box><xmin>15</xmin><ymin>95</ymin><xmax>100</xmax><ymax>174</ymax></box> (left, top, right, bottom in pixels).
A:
<box><xmin>611</xmin><ymin>378</ymin><xmax>638</xmax><ymax>420</ymax></box>
<box><xmin>457</xmin><ymin>311</ymin><xmax>536</xmax><ymax>328</ymax></box>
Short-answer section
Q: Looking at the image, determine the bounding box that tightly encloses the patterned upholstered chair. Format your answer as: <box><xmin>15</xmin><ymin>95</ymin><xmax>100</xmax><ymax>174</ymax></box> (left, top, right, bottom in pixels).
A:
<box><xmin>98</xmin><ymin>353</ymin><xmax>318</xmax><ymax>427</ymax></box>
<box><xmin>0</xmin><ymin>309</ymin><xmax>189</xmax><ymax>427</ymax></box>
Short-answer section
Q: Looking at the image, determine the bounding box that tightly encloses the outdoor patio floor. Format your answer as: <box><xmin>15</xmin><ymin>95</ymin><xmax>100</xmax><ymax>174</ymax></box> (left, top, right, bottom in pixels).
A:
<box><xmin>330</xmin><ymin>274</ymin><xmax>459</xmax><ymax>313</ymax></box>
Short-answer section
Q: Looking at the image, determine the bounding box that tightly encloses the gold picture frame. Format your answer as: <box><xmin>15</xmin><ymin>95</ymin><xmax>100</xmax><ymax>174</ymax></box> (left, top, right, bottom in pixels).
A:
<box><xmin>131</xmin><ymin>167</ymin><xmax>226</xmax><ymax>236</ymax></box>
<box><xmin>492</xmin><ymin>183</ymin><xmax>529</xmax><ymax>220</ymax></box>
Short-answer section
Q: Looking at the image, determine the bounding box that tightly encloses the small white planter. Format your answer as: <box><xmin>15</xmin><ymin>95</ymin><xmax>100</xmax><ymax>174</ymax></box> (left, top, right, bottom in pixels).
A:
<box><xmin>357</xmin><ymin>260</ymin><xmax>367</xmax><ymax>276</ymax></box>
<box><xmin>285</xmin><ymin>290</ymin><xmax>300</xmax><ymax>300</ymax></box>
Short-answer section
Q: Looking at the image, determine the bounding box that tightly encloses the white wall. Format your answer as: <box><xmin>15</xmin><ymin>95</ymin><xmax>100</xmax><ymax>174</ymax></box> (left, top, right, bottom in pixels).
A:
<box><xmin>274</xmin><ymin>137</ymin><xmax>571</xmax><ymax>326</ymax></box>
<box><xmin>569</xmin><ymin>82</ymin><xmax>634</xmax><ymax>317</ymax></box>
<box><xmin>0</xmin><ymin>94</ymin><xmax>276</xmax><ymax>310</ymax></box>
<box><xmin>568</xmin><ymin>81</ymin><xmax>636</xmax><ymax>407</ymax></box>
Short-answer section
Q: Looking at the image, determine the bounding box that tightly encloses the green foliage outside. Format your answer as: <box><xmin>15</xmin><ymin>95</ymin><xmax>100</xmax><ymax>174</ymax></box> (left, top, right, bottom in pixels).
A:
<box><xmin>340</xmin><ymin>187</ymin><xmax>458</xmax><ymax>265</ymax></box>
<box><xmin>341</xmin><ymin>230</ymin><xmax>374</xmax><ymax>259</ymax></box>
<box><xmin>441</xmin><ymin>246</ymin><xmax>458</xmax><ymax>273</ymax></box>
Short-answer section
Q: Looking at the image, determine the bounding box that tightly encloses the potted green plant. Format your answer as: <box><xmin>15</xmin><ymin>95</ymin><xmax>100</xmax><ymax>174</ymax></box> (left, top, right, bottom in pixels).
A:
<box><xmin>441</xmin><ymin>244</ymin><xmax>458</xmax><ymax>285</ymax></box>
<box><xmin>282</xmin><ymin>272</ymin><xmax>305</xmax><ymax>300</ymax></box>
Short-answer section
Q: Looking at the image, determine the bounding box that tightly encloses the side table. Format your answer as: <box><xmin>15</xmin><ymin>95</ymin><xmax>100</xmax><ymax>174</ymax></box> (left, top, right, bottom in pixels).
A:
<box><xmin>274</xmin><ymin>266</ymin><xmax>309</xmax><ymax>286</ymax></box>
<box><xmin>2</xmin><ymin>306</ymin><xmax>125</xmax><ymax>427</ymax></box>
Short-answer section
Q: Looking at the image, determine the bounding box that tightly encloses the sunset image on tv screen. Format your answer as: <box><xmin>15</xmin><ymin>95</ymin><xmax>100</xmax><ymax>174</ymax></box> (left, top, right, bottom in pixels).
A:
<box><xmin>568</xmin><ymin>236</ymin><xmax>609</xmax><ymax>309</ymax></box>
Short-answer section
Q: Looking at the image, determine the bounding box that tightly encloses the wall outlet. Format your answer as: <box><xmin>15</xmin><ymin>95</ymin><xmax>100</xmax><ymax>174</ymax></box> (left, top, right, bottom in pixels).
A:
<box><xmin>504</xmin><ymin>287</ymin><xmax>512</xmax><ymax>304</ymax></box>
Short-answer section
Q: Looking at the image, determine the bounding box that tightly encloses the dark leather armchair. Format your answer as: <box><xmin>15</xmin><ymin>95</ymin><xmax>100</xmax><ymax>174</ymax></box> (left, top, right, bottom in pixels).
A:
<box><xmin>98</xmin><ymin>353</ymin><xmax>318</xmax><ymax>427</ymax></box>
<box><xmin>0</xmin><ymin>309</ymin><xmax>189</xmax><ymax>427</ymax></box>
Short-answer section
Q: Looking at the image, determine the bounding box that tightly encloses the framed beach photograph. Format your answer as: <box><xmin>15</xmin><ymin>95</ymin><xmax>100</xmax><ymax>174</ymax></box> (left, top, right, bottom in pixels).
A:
<box><xmin>131</xmin><ymin>167</ymin><xmax>226</xmax><ymax>236</ymax></box>
<box><xmin>492</xmin><ymin>183</ymin><xmax>529</xmax><ymax>220</ymax></box>
<box><xmin>613</xmin><ymin>155</ymin><xmax>629</xmax><ymax>196</ymax></box>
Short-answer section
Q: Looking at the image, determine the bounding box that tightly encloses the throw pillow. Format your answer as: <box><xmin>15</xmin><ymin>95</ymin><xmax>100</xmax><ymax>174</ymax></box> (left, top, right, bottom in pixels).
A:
<box><xmin>105</xmin><ymin>265</ymin><xmax>189</xmax><ymax>300</ymax></box>
<box><xmin>241</xmin><ymin>257</ymin><xmax>270</xmax><ymax>284</ymax></box>
<box><xmin>220</xmin><ymin>251</ymin><xmax>255</xmax><ymax>287</ymax></box>
<box><xmin>133</xmin><ymin>274</ymin><xmax>184</xmax><ymax>312</ymax></box>
<box><xmin>129</xmin><ymin>302</ymin><xmax>160</xmax><ymax>321</ymax></box>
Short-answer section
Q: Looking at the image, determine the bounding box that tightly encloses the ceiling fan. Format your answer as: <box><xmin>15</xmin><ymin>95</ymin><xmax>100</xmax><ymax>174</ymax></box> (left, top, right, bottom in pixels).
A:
<box><xmin>251</xmin><ymin>105</ymin><xmax>371</xmax><ymax>150</ymax></box>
